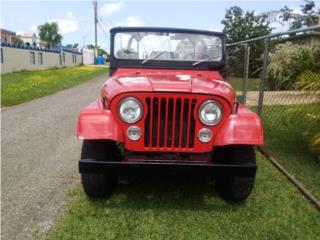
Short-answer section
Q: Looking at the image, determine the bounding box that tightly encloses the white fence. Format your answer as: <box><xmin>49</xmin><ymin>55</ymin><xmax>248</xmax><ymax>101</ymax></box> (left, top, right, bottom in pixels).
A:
<box><xmin>0</xmin><ymin>44</ymin><xmax>83</xmax><ymax>74</ymax></box>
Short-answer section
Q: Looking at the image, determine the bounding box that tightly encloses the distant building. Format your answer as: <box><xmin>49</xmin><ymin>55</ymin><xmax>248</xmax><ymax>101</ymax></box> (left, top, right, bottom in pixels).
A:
<box><xmin>19</xmin><ymin>32</ymin><xmax>37</xmax><ymax>46</ymax></box>
<box><xmin>36</xmin><ymin>39</ymin><xmax>48</xmax><ymax>48</ymax></box>
<box><xmin>0</xmin><ymin>29</ymin><xmax>20</xmax><ymax>44</ymax></box>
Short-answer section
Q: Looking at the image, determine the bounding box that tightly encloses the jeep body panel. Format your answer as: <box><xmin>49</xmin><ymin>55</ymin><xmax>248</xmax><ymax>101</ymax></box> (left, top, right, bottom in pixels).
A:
<box><xmin>77</xmin><ymin>69</ymin><xmax>263</xmax><ymax>151</ymax></box>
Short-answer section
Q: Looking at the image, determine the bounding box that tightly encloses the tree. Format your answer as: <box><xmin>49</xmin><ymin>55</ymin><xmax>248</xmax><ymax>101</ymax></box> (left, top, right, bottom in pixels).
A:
<box><xmin>66</xmin><ymin>43</ymin><xmax>79</xmax><ymax>49</ymax></box>
<box><xmin>86</xmin><ymin>44</ymin><xmax>107</xmax><ymax>56</ymax></box>
<box><xmin>221</xmin><ymin>6</ymin><xmax>272</xmax><ymax>77</ymax></box>
<box><xmin>266</xmin><ymin>1</ymin><xmax>320</xmax><ymax>30</ymax></box>
<box><xmin>12</xmin><ymin>38</ymin><xmax>24</xmax><ymax>45</ymax></box>
<box><xmin>38</xmin><ymin>22</ymin><xmax>62</xmax><ymax>48</ymax></box>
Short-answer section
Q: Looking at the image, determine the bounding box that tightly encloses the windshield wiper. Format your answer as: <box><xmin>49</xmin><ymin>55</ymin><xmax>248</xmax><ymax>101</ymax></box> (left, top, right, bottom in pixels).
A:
<box><xmin>141</xmin><ymin>51</ymin><xmax>166</xmax><ymax>65</ymax></box>
<box><xmin>192</xmin><ymin>57</ymin><xmax>213</xmax><ymax>67</ymax></box>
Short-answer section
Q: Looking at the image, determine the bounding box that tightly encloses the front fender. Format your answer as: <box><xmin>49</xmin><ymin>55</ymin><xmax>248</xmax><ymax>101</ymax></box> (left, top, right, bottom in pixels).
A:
<box><xmin>214</xmin><ymin>104</ymin><xmax>264</xmax><ymax>146</ymax></box>
<box><xmin>77</xmin><ymin>99</ymin><xmax>124</xmax><ymax>141</ymax></box>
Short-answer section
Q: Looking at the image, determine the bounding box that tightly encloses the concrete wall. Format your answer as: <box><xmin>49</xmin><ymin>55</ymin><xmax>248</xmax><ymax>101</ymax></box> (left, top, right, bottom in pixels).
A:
<box><xmin>1</xmin><ymin>46</ymin><xmax>83</xmax><ymax>74</ymax></box>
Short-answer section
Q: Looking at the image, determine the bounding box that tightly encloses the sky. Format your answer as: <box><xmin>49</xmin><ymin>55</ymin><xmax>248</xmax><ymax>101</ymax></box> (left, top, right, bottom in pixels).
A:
<box><xmin>1</xmin><ymin>0</ymin><xmax>312</xmax><ymax>50</ymax></box>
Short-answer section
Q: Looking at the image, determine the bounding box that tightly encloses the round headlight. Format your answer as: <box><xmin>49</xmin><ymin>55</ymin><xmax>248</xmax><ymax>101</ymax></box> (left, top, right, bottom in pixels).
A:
<box><xmin>199</xmin><ymin>100</ymin><xmax>222</xmax><ymax>126</ymax></box>
<box><xmin>119</xmin><ymin>97</ymin><xmax>143</xmax><ymax>123</ymax></box>
<box><xmin>198</xmin><ymin>128</ymin><xmax>212</xmax><ymax>143</ymax></box>
<box><xmin>127</xmin><ymin>126</ymin><xmax>142</xmax><ymax>141</ymax></box>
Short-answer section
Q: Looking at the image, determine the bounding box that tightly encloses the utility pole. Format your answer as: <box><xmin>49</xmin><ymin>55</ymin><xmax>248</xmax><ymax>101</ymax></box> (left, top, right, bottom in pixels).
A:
<box><xmin>93</xmin><ymin>0</ymin><xmax>98</xmax><ymax>62</ymax></box>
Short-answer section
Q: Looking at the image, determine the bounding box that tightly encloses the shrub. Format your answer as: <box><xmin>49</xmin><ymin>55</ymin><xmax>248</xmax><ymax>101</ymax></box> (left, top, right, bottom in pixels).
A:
<box><xmin>283</xmin><ymin>104</ymin><xmax>320</xmax><ymax>160</ymax></box>
<box><xmin>296</xmin><ymin>71</ymin><xmax>320</xmax><ymax>91</ymax></box>
<box><xmin>267</xmin><ymin>42</ymin><xmax>320</xmax><ymax>90</ymax></box>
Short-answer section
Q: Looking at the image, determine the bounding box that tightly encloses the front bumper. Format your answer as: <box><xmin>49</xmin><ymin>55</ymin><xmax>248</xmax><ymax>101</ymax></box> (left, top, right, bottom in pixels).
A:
<box><xmin>79</xmin><ymin>159</ymin><xmax>256</xmax><ymax>177</ymax></box>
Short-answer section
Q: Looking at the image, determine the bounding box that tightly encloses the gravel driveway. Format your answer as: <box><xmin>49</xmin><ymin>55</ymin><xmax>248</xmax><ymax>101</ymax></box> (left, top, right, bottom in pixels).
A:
<box><xmin>1</xmin><ymin>74</ymin><xmax>107</xmax><ymax>239</ymax></box>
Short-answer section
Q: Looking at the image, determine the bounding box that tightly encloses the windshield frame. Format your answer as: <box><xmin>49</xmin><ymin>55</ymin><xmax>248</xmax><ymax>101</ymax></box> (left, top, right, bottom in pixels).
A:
<box><xmin>109</xmin><ymin>27</ymin><xmax>225</xmax><ymax>73</ymax></box>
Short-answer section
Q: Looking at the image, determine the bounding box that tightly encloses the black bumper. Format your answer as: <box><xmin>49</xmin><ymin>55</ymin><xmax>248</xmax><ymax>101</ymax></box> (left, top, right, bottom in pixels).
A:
<box><xmin>79</xmin><ymin>159</ymin><xmax>256</xmax><ymax>177</ymax></box>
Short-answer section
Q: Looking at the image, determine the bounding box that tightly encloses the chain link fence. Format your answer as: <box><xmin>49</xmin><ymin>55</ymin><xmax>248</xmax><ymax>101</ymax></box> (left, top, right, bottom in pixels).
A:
<box><xmin>225</xmin><ymin>25</ymin><xmax>320</xmax><ymax>199</ymax></box>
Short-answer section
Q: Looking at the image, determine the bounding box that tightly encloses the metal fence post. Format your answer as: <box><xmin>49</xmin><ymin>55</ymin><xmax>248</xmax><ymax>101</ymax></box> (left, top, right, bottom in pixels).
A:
<box><xmin>242</xmin><ymin>44</ymin><xmax>250</xmax><ymax>104</ymax></box>
<box><xmin>257</xmin><ymin>38</ymin><xmax>270</xmax><ymax>116</ymax></box>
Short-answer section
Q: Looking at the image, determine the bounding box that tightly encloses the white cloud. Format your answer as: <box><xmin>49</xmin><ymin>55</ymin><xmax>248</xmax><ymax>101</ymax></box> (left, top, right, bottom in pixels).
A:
<box><xmin>100</xmin><ymin>2</ymin><xmax>124</xmax><ymax>16</ymax></box>
<box><xmin>210</xmin><ymin>28</ymin><xmax>222</xmax><ymax>32</ymax></box>
<box><xmin>56</xmin><ymin>19</ymin><xmax>78</xmax><ymax>34</ymax></box>
<box><xmin>30</xmin><ymin>24</ymin><xmax>37</xmax><ymax>31</ymax></box>
<box><xmin>16</xmin><ymin>30</ymin><xmax>24</xmax><ymax>36</ymax></box>
<box><xmin>67</xmin><ymin>11</ymin><xmax>74</xmax><ymax>18</ymax></box>
<box><xmin>116</xmin><ymin>16</ymin><xmax>145</xmax><ymax>27</ymax></box>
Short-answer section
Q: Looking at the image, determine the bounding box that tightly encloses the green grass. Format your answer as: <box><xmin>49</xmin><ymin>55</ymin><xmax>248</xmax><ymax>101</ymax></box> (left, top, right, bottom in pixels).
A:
<box><xmin>262</xmin><ymin>103</ymin><xmax>320</xmax><ymax>200</ymax></box>
<box><xmin>226</xmin><ymin>76</ymin><xmax>260</xmax><ymax>91</ymax></box>
<box><xmin>44</xmin><ymin>153</ymin><xmax>319</xmax><ymax>240</ymax></box>
<box><xmin>1</xmin><ymin>66</ymin><xmax>107</xmax><ymax>106</ymax></box>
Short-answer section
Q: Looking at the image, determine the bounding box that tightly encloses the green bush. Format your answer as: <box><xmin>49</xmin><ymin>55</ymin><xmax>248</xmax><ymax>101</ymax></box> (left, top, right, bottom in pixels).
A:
<box><xmin>283</xmin><ymin>104</ymin><xmax>320</xmax><ymax>160</ymax></box>
<box><xmin>296</xmin><ymin>70</ymin><xmax>320</xmax><ymax>91</ymax></box>
<box><xmin>267</xmin><ymin>42</ymin><xmax>320</xmax><ymax>90</ymax></box>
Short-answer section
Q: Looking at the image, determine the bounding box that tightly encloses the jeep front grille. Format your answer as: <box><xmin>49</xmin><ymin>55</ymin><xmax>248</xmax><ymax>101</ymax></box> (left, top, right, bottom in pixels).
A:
<box><xmin>144</xmin><ymin>97</ymin><xmax>197</xmax><ymax>149</ymax></box>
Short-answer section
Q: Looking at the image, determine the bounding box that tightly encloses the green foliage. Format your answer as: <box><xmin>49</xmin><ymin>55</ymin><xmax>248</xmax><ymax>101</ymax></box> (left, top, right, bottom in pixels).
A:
<box><xmin>309</xmin><ymin>132</ymin><xmax>320</xmax><ymax>160</ymax></box>
<box><xmin>66</xmin><ymin>43</ymin><xmax>79</xmax><ymax>49</ymax></box>
<box><xmin>38</xmin><ymin>22</ymin><xmax>63</xmax><ymax>48</ymax></box>
<box><xmin>12</xmin><ymin>38</ymin><xmax>24</xmax><ymax>45</ymax></box>
<box><xmin>262</xmin><ymin>103</ymin><xmax>320</xmax><ymax>198</ymax></box>
<box><xmin>267</xmin><ymin>42</ymin><xmax>320</xmax><ymax>90</ymax></box>
<box><xmin>86</xmin><ymin>44</ymin><xmax>107</xmax><ymax>56</ymax></box>
<box><xmin>270</xmin><ymin>1</ymin><xmax>320</xmax><ymax>30</ymax></box>
<box><xmin>1</xmin><ymin>66</ymin><xmax>107</xmax><ymax>106</ymax></box>
<box><xmin>295</xmin><ymin>69</ymin><xmax>320</xmax><ymax>159</ymax></box>
<box><xmin>296</xmin><ymin>71</ymin><xmax>320</xmax><ymax>91</ymax></box>
<box><xmin>222</xmin><ymin>6</ymin><xmax>272</xmax><ymax>77</ymax></box>
<box><xmin>283</xmin><ymin>105</ymin><xmax>320</xmax><ymax>159</ymax></box>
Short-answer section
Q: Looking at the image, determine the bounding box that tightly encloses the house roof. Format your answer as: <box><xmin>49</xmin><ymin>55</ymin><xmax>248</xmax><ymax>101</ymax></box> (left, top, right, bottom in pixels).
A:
<box><xmin>21</xmin><ymin>32</ymin><xmax>36</xmax><ymax>38</ymax></box>
<box><xmin>0</xmin><ymin>28</ymin><xmax>16</xmax><ymax>36</ymax></box>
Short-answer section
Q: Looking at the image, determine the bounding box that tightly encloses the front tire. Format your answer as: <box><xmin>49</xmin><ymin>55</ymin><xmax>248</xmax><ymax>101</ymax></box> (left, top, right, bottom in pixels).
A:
<box><xmin>81</xmin><ymin>140</ymin><xmax>121</xmax><ymax>198</ymax></box>
<box><xmin>214</xmin><ymin>145</ymin><xmax>256</xmax><ymax>202</ymax></box>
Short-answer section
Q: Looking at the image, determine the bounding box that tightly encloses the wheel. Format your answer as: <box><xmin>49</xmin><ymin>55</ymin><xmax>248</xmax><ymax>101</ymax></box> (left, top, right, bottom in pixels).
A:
<box><xmin>81</xmin><ymin>140</ymin><xmax>121</xmax><ymax>198</ymax></box>
<box><xmin>214</xmin><ymin>145</ymin><xmax>256</xmax><ymax>202</ymax></box>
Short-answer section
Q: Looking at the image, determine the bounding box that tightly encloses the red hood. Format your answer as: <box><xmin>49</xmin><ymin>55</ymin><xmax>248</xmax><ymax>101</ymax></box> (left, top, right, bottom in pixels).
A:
<box><xmin>103</xmin><ymin>68</ymin><xmax>235</xmax><ymax>104</ymax></box>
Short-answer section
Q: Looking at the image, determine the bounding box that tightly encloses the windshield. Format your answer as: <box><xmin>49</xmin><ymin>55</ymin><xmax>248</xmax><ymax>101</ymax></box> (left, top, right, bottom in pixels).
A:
<box><xmin>114</xmin><ymin>31</ymin><xmax>222</xmax><ymax>62</ymax></box>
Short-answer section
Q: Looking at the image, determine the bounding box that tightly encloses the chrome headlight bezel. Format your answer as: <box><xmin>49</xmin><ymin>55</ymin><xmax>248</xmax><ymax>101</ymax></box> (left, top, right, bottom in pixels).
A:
<box><xmin>118</xmin><ymin>97</ymin><xmax>143</xmax><ymax>123</ymax></box>
<box><xmin>199</xmin><ymin>100</ymin><xmax>223</xmax><ymax>126</ymax></box>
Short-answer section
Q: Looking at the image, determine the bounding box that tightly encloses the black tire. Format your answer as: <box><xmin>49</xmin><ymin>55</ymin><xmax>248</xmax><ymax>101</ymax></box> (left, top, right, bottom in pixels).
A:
<box><xmin>81</xmin><ymin>140</ymin><xmax>121</xmax><ymax>199</ymax></box>
<box><xmin>214</xmin><ymin>145</ymin><xmax>256</xmax><ymax>202</ymax></box>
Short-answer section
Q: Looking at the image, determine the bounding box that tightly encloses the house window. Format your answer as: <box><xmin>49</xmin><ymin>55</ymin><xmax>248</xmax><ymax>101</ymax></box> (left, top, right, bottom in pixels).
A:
<box><xmin>30</xmin><ymin>52</ymin><xmax>35</xmax><ymax>64</ymax></box>
<box><xmin>59</xmin><ymin>55</ymin><xmax>62</xmax><ymax>65</ymax></box>
<box><xmin>38</xmin><ymin>52</ymin><xmax>43</xmax><ymax>65</ymax></box>
<box><xmin>0</xmin><ymin>48</ymin><xmax>3</xmax><ymax>64</ymax></box>
<box><xmin>63</xmin><ymin>53</ymin><xmax>65</xmax><ymax>63</ymax></box>
<box><xmin>74</xmin><ymin>55</ymin><xmax>77</xmax><ymax>63</ymax></box>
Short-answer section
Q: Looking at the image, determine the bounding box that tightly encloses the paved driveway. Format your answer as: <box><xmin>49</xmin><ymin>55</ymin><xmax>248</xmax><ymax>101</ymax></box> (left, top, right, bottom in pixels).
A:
<box><xmin>1</xmin><ymin>74</ymin><xmax>107</xmax><ymax>239</ymax></box>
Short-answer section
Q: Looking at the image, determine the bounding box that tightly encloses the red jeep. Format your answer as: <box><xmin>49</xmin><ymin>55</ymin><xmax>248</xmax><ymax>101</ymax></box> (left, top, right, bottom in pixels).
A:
<box><xmin>77</xmin><ymin>27</ymin><xmax>264</xmax><ymax>202</ymax></box>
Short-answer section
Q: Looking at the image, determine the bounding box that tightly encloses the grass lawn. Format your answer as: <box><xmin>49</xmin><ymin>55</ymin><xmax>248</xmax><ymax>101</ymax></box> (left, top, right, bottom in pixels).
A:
<box><xmin>226</xmin><ymin>76</ymin><xmax>260</xmax><ymax>91</ymax></box>
<box><xmin>1</xmin><ymin>66</ymin><xmax>107</xmax><ymax>106</ymax></box>
<box><xmin>262</xmin><ymin>103</ymin><xmax>320</xmax><ymax>200</ymax></box>
<box><xmin>44</xmin><ymin>153</ymin><xmax>319</xmax><ymax>240</ymax></box>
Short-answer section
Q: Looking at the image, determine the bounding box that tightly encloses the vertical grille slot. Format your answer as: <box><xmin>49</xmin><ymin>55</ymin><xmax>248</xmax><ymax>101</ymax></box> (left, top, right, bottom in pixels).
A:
<box><xmin>167</xmin><ymin>98</ymin><xmax>174</xmax><ymax>147</ymax></box>
<box><xmin>181</xmin><ymin>99</ymin><xmax>189</xmax><ymax>148</ymax></box>
<box><xmin>144</xmin><ymin>98</ymin><xmax>151</xmax><ymax>147</ymax></box>
<box><xmin>144</xmin><ymin>96</ymin><xmax>196</xmax><ymax>149</ymax></box>
<box><xmin>174</xmin><ymin>99</ymin><xmax>182</xmax><ymax>148</ymax></box>
<box><xmin>159</xmin><ymin>98</ymin><xmax>166</xmax><ymax>147</ymax></box>
<box><xmin>189</xmin><ymin>99</ymin><xmax>197</xmax><ymax>148</ymax></box>
<box><xmin>152</xmin><ymin>98</ymin><xmax>159</xmax><ymax>147</ymax></box>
